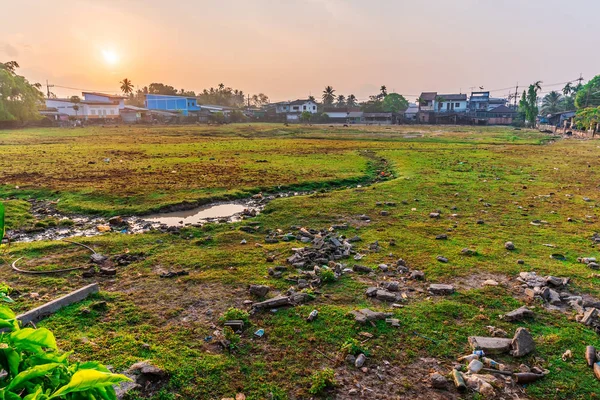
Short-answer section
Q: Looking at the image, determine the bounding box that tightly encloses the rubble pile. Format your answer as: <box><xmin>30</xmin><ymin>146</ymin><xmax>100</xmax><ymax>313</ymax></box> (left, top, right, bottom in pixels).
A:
<box><xmin>284</xmin><ymin>228</ymin><xmax>354</xmax><ymax>268</ymax></box>
<box><xmin>517</xmin><ymin>271</ymin><xmax>600</xmax><ymax>333</ymax></box>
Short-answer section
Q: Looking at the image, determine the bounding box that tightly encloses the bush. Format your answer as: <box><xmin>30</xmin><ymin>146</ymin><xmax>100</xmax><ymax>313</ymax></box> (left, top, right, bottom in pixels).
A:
<box><xmin>308</xmin><ymin>368</ymin><xmax>336</xmax><ymax>395</ymax></box>
<box><xmin>219</xmin><ymin>307</ymin><xmax>250</xmax><ymax>326</ymax></box>
<box><xmin>340</xmin><ymin>338</ymin><xmax>370</xmax><ymax>356</ymax></box>
<box><xmin>0</xmin><ymin>303</ymin><xmax>130</xmax><ymax>398</ymax></box>
<box><xmin>320</xmin><ymin>269</ymin><xmax>336</xmax><ymax>283</ymax></box>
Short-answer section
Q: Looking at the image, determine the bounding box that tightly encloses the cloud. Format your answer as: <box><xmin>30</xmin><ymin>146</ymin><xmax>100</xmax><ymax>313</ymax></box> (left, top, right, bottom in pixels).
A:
<box><xmin>0</xmin><ymin>43</ymin><xmax>19</xmax><ymax>57</ymax></box>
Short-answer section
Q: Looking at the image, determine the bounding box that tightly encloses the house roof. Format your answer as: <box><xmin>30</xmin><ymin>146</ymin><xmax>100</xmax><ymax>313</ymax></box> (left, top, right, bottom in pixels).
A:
<box><xmin>348</xmin><ymin>111</ymin><xmax>363</xmax><ymax>117</ymax></box>
<box><xmin>122</xmin><ymin>105</ymin><xmax>149</xmax><ymax>111</ymax></box>
<box><xmin>82</xmin><ymin>92</ymin><xmax>127</xmax><ymax>99</ymax></box>
<box><xmin>439</xmin><ymin>94</ymin><xmax>467</xmax><ymax>101</ymax></box>
<box><xmin>363</xmin><ymin>112</ymin><xmax>392</xmax><ymax>117</ymax></box>
<box><xmin>419</xmin><ymin>92</ymin><xmax>437</xmax><ymax>101</ymax></box>
<box><xmin>46</xmin><ymin>98</ymin><xmax>120</xmax><ymax>106</ymax></box>
<box><xmin>488</xmin><ymin>105</ymin><xmax>516</xmax><ymax>114</ymax></box>
<box><xmin>289</xmin><ymin>99</ymin><xmax>313</xmax><ymax>105</ymax></box>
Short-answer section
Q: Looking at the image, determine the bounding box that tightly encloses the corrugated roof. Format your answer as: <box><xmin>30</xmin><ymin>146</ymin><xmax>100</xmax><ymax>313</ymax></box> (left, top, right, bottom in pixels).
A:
<box><xmin>439</xmin><ymin>94</ymin><xmax>467</xmax><ymax>101</ymax></box>
<box><xmin>289</xmin><ymin>99</ymin><xmax>313</xmax><ymax>105</ymax></box>
<box><xmin>363</xmin><ymin>112</ymin><xmax>392</xmax><ymax>117</ymax></box>
<box><xmin>488</xmin><ymin>105</ymin><xmax>516</xmax><ymax>113</ymax></box>
<box><xmin>419</xmin><ymin>92</ymin><xmax>437</xmax><ymax>101</ymax></box>
<box><xmin>82</xmin><ymin>92</ymin><xmax>126</xmax><ymax>99</ymax></box>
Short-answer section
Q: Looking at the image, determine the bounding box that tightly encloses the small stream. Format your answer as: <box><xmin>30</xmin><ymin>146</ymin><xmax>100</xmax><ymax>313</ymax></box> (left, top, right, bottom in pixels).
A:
<box><xmin>6</xmin><ymin>191</ymin><xmax>309</xmax><ymax>243</ymax></box>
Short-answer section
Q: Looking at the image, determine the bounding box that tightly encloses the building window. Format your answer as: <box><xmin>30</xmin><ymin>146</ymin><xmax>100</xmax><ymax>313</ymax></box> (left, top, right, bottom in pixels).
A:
<box><xmin>455</xmin><ymin>103</ymin><xmax>460</xmax><ymax>107</ymax></box>
<box><xmin>303</xmin><ymin>106</ymin><xmax>306</xmax><ymax>110</ymax></box>
<box><xmin>110</xmin><ymin>109</ymin><xmax>115</xmax><ymax>115</ymax></box>
<box><xmin>91</xmin><ymin>110</ymin><xmax>96</xmax><ymax>115</ymax></box>
<box><xmin>313</xmin><ymin>106</ymin><xmax>316</xmax><ymax>110</ymax></box>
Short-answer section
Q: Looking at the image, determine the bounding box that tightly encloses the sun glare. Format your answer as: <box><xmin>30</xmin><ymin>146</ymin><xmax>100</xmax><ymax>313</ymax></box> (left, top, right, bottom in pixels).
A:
<box><xmin>101</xmin><ymin>49</ymin><xmax>119</xmax><ymax>66</ymax></box>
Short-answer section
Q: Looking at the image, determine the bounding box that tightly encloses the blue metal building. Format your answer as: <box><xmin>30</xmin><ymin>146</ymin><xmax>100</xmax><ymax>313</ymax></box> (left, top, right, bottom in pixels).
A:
<box><xmin>145</xmin><ymin>94</ymin><xmax>200</xmax><ymax>116</ymax></box>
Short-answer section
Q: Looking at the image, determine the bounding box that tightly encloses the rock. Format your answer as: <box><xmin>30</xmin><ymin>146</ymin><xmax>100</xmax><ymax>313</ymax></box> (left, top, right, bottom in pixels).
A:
<box><xmin>345</xmin><ymin>354</ymin><xmax>356</xmax><ymax>365</ymax></box>
<box><xmin>588</xmin><ymin>262</ymin><xmax>600</xmax><ymax>270</ymax></box>
<box><xmin>82</xmin><ymin>267</ymin><xmax>96</xmax><ymax>278</ymax></box>
<box><xmin>503</xmin><ymin>306</ymin><xmax>534</xmax><ymax>322</ymax></box>
<box><xmin>429</xmin><ymin>212</ymin><xmax>440</xmax><ymax>218</ymax></box>
<box><xmin>381</xmin><ymin>281</ymin><xmax>400</xmax><ymax>292</ymax></box>
<box><xmin>380</xmin><ymin>210</ymin><xmax>389</xmax><ymax>216</ymax></box>
<box><xmin>435</xmin><ymin>234</ymin><xmax>448</xmax><ymax>240</ymax></box>
<box><xmin>348</xmin><ymin>389</ymin><xmax>358</xmax><ymax>395</ymax></box>
<box><xmin>99</xmin><ymin>267</ymin><xmax>117</xmax><ymax>276</ymax></box>
<box><xmin>582</xmin><ymin>308</ymin><xmax>599</xmax><ymax>326</ymax></box>
<box><xmin>355</xmin><ymin>353</ymin><xmax>366</xmax><ymax>368</ymax></box>
<box><xmin>96</xmin><ymin>225</ymin><xmax>111</xmax><ymax>232</ymax></box>
<box><xmin>511</xmin><ymin>327</ymin><xmax>535</xmax><ymax>357</ymax></box>
<box><xmin>410</xmin><ymin>270</ymin><xmax>424</xmax><ymax>280</ymax></box>
<box><xmin>365</xmin><ymin>287</ymin><xmax>378</xmax><ymax>297</ymax></box>
<box><xmin>115</xmin><ymin>379</ymin><xmax>141</xmax><ymax>400</ymax></box>
<box><xmin>385</xmin><ymin>318</ymin><xmax>400</xmax><ymax>327</ymax></box>
<box><xmin>436</xmin><ymin>256</ymin><xmax>448</xmax><ymax>263</ymax></box>
<box><xmin>461</xmin><ymin>248</ymin><xmax>477</xmax><ymax>256</ymax></box>
<box><xmin>127</xmin><ymin>360</ymin><xmax>167</xmax><ymax>378</ymax></box>
<box><xmin>90</xmin><ymin>253</ymin><xmax>108</xmax><ymax>265</ymax></box>
<box><xmin>430</xmin><ymin>373</ymin><xmax>448</xmax><ymax>389</ymax></box>
<box><xmin>428</xmin><ymin>284</ymin><xmax>455</xmax><ymax>295</ymax></box>
<box><xmin>108</xmin><ymin>216</ymin><xmax>125</xmax><ymax>226</ymax></box>
<box><xmin>468</xmin><ymin>336</ymin><xmax>513</xmax><ymax>354</ymax></box>
<box><xmin>353</xmin><ymin>265</ymin><xmax>373</xmax><ymax>274</ymax></box>
<box><xmin>482</xmin><ymin>279</ymin><xmax>498</xmax><ymax>286</ymax></box>
<box><xmin>517</xmin><ymin>259</ymin><xmax>525</xmax><ymax>265</ymax></box>
<box><xmin>249</xmin><ymin>285</ymin><xmax>269</xmax><ymax>297</ymax></box>
<box><xmin>476</xmin><ymin>220</ymin><xmax>484</xmax><ymax>225</ymax></box>
<box><xmin>350</xmin><ymin>308</ymin><xmax>392</xmax><ymax>323</ymax></box>
<box><xmin>505</xmin><ymin>241</ymin><xmax>515</xmax><ymax>250</ymax></box>
<box><xmin>375</xmin><ymin>289</ymin><xmax>397</xmax><ymax>302</ymax></box>
<box><xmin>524</xmin><ymin>288</ymin><xmax>536</xmax><ymax>300</ymax></box>
<box><xmin>378</xmin><ymin>263</ymin><xmax>389</xmax><ymax>272</ymax></box>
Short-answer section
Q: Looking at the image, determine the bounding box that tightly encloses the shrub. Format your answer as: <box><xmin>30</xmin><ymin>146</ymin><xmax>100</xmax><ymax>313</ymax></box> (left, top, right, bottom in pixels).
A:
<box><xmin>219</xmin><ymin>307</ymin><xmax>250</xmax><ymax>326</ymax></box>
<box><xmin>0</xmin><ymin>303</ymin><xmax>130</xmax><ymax>399</ymax></box>
<box><xmin>340</xmin><ymin>338</ymin><xmax>370</xmax><ymax>356</ymax></box>
<box><xmin>308</xmin><ymin>368</ymin><xmax>336</xmax><ymax>395</ymax></box>
<box><xmin>320</xmin><ymin>269</ymin><xmax>336</xmax><ymax>284</ymax></box>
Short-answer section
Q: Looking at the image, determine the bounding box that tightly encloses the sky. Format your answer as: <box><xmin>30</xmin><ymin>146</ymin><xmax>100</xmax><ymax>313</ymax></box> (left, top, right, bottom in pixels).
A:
<box><xmin>1</xmin><ymin>0</ymin><xmax>599</xmax><ymax>103</ymax></box>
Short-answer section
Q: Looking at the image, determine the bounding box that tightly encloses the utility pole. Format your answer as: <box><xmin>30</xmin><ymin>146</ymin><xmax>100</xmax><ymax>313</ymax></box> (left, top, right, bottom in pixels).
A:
<box><xmin>45</xmin><ymin>80</ymin><xmax>54</xmax><ymax>98</ymax></box>
<box><xmin>247</xmin><ymin>94</ymin><xmax>250</xmax><ymax>108</ymax></box>
<box><xmin>513</xmin><ymin>82</ymin><xmax>519</xmax><ymax>109</ymax></box>
<box><xmin>577</xmin><ymin>73</ymin><xmax>584</xmax><ymax>88</ymax></box>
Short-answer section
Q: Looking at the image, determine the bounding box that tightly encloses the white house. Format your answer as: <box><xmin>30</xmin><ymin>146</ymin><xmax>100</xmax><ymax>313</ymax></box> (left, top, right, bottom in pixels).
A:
<box><xmin>274</xmin><ymin>99</ymin><xmax>318</xmax><ymax>114</ymax></box>
<box><xmin>435</xmin><ymin>94</ymin><xmax>468</xmax><ymax>112</ymax></box>
<box><xmin>44</xmin><ymin>92</ymin><xmax>126</xmax><ymax>120</ymax></box>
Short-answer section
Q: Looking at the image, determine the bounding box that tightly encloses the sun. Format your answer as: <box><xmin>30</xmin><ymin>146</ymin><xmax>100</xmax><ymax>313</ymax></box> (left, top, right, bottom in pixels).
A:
<box><xmin>101</xmin><ymin>49</ymin><xmax>119</xmax><ymax>66</ymax></box>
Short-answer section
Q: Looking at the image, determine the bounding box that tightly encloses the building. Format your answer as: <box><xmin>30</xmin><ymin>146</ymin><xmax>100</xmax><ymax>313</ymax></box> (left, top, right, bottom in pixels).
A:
<box><xmin>469</xmin><ymin>91</ymin><xmax>490</xmax><ymax>112</ymax></box>
<box><xmin>44</xmin><ymin>97</ymin><xmax>121</xmax><ymax>120</ymax></box>
<box><xmin>404</xmin><ymin>104</ymin><xmax>419</xmax><ymax>121</ymax></box>
<box><xmin>271</xmin><ymin>99</ymin><xmax>318</xmax><ymax>121</ymax></box>
<box><xmin>323</xmin><ymin>107</ymin><xmax>361</xmax><ymax>123</ymax></box>
<box><xmin>363</xmin><ymin>112</ymin><xmax>393</xmax><ymax>125</ymax></box>
<box><xmin>436</xmin><ymin>94</ymin><xmax>468</xmax><ymax>112</ymax></box>
<box><xmin>82</xmin><ymin>92</ymin><xmax>126</xmax><ymax>108</ymax></box>
<box><xmin>120</xmin><ymin>105</ymin><xmax>153</xmax><ymax>124</ymax></box>
<box><xmin>417</xmin><ymin>92</ymin><xmax>467</xmax><ymax>123</ymax></box>
<box><xmin>145</xmin><ymin>94</ymin><xmax>200</xmax><ymax>116</ymax></box>
<box><xmin>485</xmin><ymin>105</ymin><xmax>517</xmax><ymax>125</ymax></box>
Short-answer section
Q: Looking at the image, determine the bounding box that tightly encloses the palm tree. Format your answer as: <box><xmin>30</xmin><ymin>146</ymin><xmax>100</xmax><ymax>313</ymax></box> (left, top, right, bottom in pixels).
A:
<box><xmin>379</xmin><ymin>85</ymin><xmax>387</xmax><ymax>98</ymax></box>
<box><xmin>346</xmin><ymin>94</ymin><xmax>357</xmax><ymax>107</ymax></box>
<box><xmin>322</xmin><ymin>86</ymin><xmax>335</xmax><ymax>106</ymax></box>
<box><xmin>120</xmin><ymin>78</ymin><xmax>134</xmax><ymax>95</ymax></box>
<box><xmin>541</xmin><ymin>91</ymin><xmax>563</xmax><ymax>115</ymax></box>
<box><xmin>308</xmin><ymin>95</ymin><xmax>316</xmax><ymax>102</ymax></box>
<box><xmin>336</xmin><ymin>95</ymin><xmax>346</xmax><ymax>108</ymax></box>
<box><xmin>563</xmin><ymin>82</ymin><xmax>573</xmax><ymax>96</ymax></box>
<box><xmin>533</xmin><ymin>81</ymin><xmax>542</xmax><ymax>93</ymax></box>
<box><xmin>70</xmin><ymin>96</ymin><xmax>81</xmax><ymax>117</ymax></box>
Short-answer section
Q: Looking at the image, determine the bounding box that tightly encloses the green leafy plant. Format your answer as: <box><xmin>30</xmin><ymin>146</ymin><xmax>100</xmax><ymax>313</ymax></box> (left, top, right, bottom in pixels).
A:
<box><xmin>319</xmin><ymin>269</ymin><xmax>336</xmax><ymax>284</ymax></box>
<box><xmin>222</xmin><ymin>326</ymin><xmax>240</xmax><ymax>351</ymax></box>
<box><xmin>0</xmin><ymin>201</ymin><xmax>5</xmax><ymax>244</ymax></box>
<box><xmin>308</xmin><ymin>368</ymin><xmax>336</xmax><ymax>395</ymax></box>
<box><xmin>340</xmin><ymin>338</ymin><xmax>370</xmax><ymax>356</ymax></box>
<box><xmin>219</xmin><ymin>307</ymin><xmax>250</xmax><ymax>326</ymax></box>
<box><xmin>0</xmin><ymin>303</ymin><xmax>130</xmax><ymax>399</ymax></box>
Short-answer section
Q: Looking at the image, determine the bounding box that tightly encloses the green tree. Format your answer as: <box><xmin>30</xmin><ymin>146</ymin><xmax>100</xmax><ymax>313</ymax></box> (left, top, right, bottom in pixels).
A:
<box><xmin>120</xmin><ymin>78</ymin><xmax>133</xmax><ymax>95</ymax></box>
<box><xmin>435</xmin><ymin>96</ymin><xmax>445</xmax><ymax>111</ymax></box>
<box><xmin>379</xmin><ymin>85</ymin><xmax>387</xmax><ymax>99</ymax></box>
<box><xmin>0</xmin><ymin>61</ymin><xmax>44</xmax><ymax>122</ymax></box>
<box><xmin>300</xmin><ymin>110</ymin><xmax>312</xmax><ymax>123</ymax></box>
<box><xmin>336</xmin><ymin>94</ymin><xmax>346</xmax><ymax>108</ymax></box>
<box><xmin>519</xmin><ymin>81</ymin><xmax>542</xmax><ymax>126</ymax></box>
<box><xmin>250</xmin><ymin>93</ymin><xmax>269</xmax><ymax>107</ymax></box>
<box><xmin>360</xmin><ymin>96</ymin><xmax>384</xmax><ymax>112</ymax></box>
<box><xmin>575</xmin><ymin>75</ymin><xmax>600</xmax><ymax>109</ymax></box>
<box><xmin>346</xmin><ymin>94</ymin><xmax>357</xmax><ymax>107</ymax></box>
<box><xmin>148</xmin><ymin>83</ymin><xmax>178</xmax><ymax>95</ymax></box>
<box><xmin>574</xmin><ymin>106</ymin><xmax>600</xmax><ymax>132</ymax></box>
<box><xmin>322</xmin><ymin>86</ymin><xmax>335</xmax><ymax>106</ymax></box>
<box><xmin>69</xmin><ymin>95</ymin><xmax>81</xmax><ymax>117</ymax></box>
<box><xmin>540</xmin><ymin>91</ymin><xmax>563</xmax><ymax>115</ymax></box>
<box><xmin>382</xmin><ymin>93</ymin><xmax>409</xmax><ymax>113</ymax></box>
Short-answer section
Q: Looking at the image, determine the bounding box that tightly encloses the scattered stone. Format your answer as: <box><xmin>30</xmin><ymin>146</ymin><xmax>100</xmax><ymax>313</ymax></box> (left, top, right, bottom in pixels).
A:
<box><xmin>345</xmin><ymin>354</ymin><xmax>356</xmax><ymax>365</ymax></box>
<box><xmin>517</xmin><ymin>259</ymin><xmax>525</xmax><ymax>265</ymax></box>
<box><xmin>355</xmin><ymin>353</ymin><xmax>366</xmax><ymax>368</ymax></box>
<box><xmin>108</xmin><ymin>216</ymin><xmax>125</xmax><ymax>226</ymax></box>
<box><xmin>353</xmin><ymin>265</ymin><xmax>373</xmax><ymax>274</ymax></box>
<box><xmin>99</xmin><ymin>267</ymin><xmax>117</xmax><ymax>276</ymax></box>
<box><xmin>430</xmin><ymin>372</ymin><xmax>448</xmax><ymax>389</ymax></box>
<box><xmin>476</xmin><ymin>220</ymin><xmax>484</xmax><ymax>225</ymax></box>
<box><xmin>435</xmin><ymin>234</ymin><xmax>448</xmax><ymax>240</ymax></box>
<box><xmin>380</xmin><ymin>210</ymin><xmax>389</xmax><ymax>216</ymax></box>
<box><xmin>90</xmin><ymin>253</ymin><xmax>108</xmax><ymax>265</ymax></box>
<box><xmin>511</xmin><ymin>327</ymin><xmax>535</xmax><ymax>357</ymax></box>
<box><xmin>461</xmin><ymin>248</ymin><xmax>477</xmax><ymax>256</ymax></box>
<box><xmin>428</xmin><ymin>284</ymin><xmax>455</xmax><ymax>295</ymax></box>
<box><xmin>436</xmin><ymin>256</ymin><xmax>448</xmax><ymax>263</ymax></box>
<box><xmin>505</xmin><ymin>241</ymin><xmax>515</xmax><ymax>250</ymax></box>
<box><xmin>378</xmin><ymin>263</ymin><xmax>389</xmax><ymax>272</ymax></box>
<box><xmin>429</xmin><ymin>212</ymin><xmax>440</xmax><ymax>218</ymax></box>
<box><xmin>349</xmin><ymin>308</ymin><xmax>392</xmax><ymax>324</ymax></box>
<box><xmin>468</xmin><ymin>336</ymin><xmax>513</xmax><ymax>354</ymax></box>
<box><xmin>381</xmin><ymin>281</ymin><xmax>400</xmax><ymax>292</ymax></box>
<box><xmin>249</xmin><ymin>285</ymin><xmax>269</xmax><ymax>297</ymax></box>
<box><xmin>385</xmin><ymin>318</ymin><xmax>400</xmax><ymax>327</ymax></box>
<box><xmin>410</xmin><ymin>270</ymin><xmax>424</xmax><ymax>280</ymax></box>
<box><xmin>503</xmin><ymin>306</ymin><xmax>534</xmax><ymax>322</ymax></box>
<box><xmin>159</xmin><ymin>270</ymin><xmax>189</xmax><ymax>278</ymax></box>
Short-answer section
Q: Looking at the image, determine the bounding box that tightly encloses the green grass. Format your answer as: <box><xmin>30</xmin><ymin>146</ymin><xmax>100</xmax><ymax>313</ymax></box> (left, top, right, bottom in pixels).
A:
<box><xmin>1</xmin><ymin>124</ymin><xmax>599</xmax><ymax>398</ymax></box>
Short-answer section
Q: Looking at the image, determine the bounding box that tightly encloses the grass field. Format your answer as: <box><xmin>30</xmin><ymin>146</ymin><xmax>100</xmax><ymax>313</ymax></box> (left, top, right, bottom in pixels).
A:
<box><xmin>2</xmin><ymin>124</ymin><xmax>600</xmax><ymax>399</ymax></box>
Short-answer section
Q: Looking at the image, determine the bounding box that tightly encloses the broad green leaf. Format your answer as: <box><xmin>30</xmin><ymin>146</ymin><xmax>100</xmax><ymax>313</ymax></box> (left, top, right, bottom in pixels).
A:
<box><xmin>6</xmin><ymin>363</ymin><xmax>61</xmax><ymax>391</ymax></box>
<box><xmin>0</xmin><ymin>389</ymin><xmax>23</xmax><ymax>400</ymax></box>
<box><xmin>76</xmin><ymin>362</ymin><xmax>110</xmax><ymax>373</ymax></box>
<box><xmin>27</xmin><ymin>351</ymin><xmax>71</xmax><ymax>366</ymax></box>
<box><xmin>0</xmin><ymin>202</ymin><xmax>5</xmax><ymax>243</ymax></box>
<box><xmin>23</xmin><ymin>386</ymin><xmax>48</xmax><ymax>400</ymax></box>
<box><xmin>10</xmin><ymin>328</ymin><xmax>57</xmax><ymax>353</ymax></box>
<box><xmin>49</xmin><ymin>369</ymin><xmax>131</xmax><ymax>399</ymax></box>
<box><xmin>0</xmin><ymin>348</ymin><xmax>21</xmax><ymax>377</ymax></box>
<box><xmin>0</xmin><ymin>306</ymin><xmax>16</xmax><ymax>321</ymax></box>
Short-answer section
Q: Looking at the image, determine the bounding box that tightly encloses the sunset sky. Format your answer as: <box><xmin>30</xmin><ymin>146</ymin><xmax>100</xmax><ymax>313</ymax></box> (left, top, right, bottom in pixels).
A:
<box><xmin>2</xmin><ymin>0</ymin><xmax>599</xmax><ymax>102</ymax></box>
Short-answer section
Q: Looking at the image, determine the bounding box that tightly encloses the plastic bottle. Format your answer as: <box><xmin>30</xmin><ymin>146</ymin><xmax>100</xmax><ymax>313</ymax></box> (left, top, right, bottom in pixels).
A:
<box><xmin>482</xmin><ymin>357</ymin><xmax>505</xmax><ymax>371</ymax></box>
<box><xmin>307</xmin><ymin>310</ymin><xmax>318</xmax><ymax>322</ymax></box>
<box><xmin>452</xmin><ymin>369</ymin><xmax>466</xmax><ymax>392</ymax></box>
<box><xmin>586</xmin><ymin>346</ymin><xmax>597</xmax><ymax>367</ymax></box>
<box><xmin>457</xmin><ymin>354</ymin><xmax>480</xmax><ymax>362</ymax></box>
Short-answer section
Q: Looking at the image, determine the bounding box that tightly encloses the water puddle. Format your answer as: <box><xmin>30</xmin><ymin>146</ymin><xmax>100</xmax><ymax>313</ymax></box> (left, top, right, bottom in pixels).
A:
<box><xmin>143</xmin><ymin>203</ymin><xmax>252</xmax><ymax>226</ymax></box>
